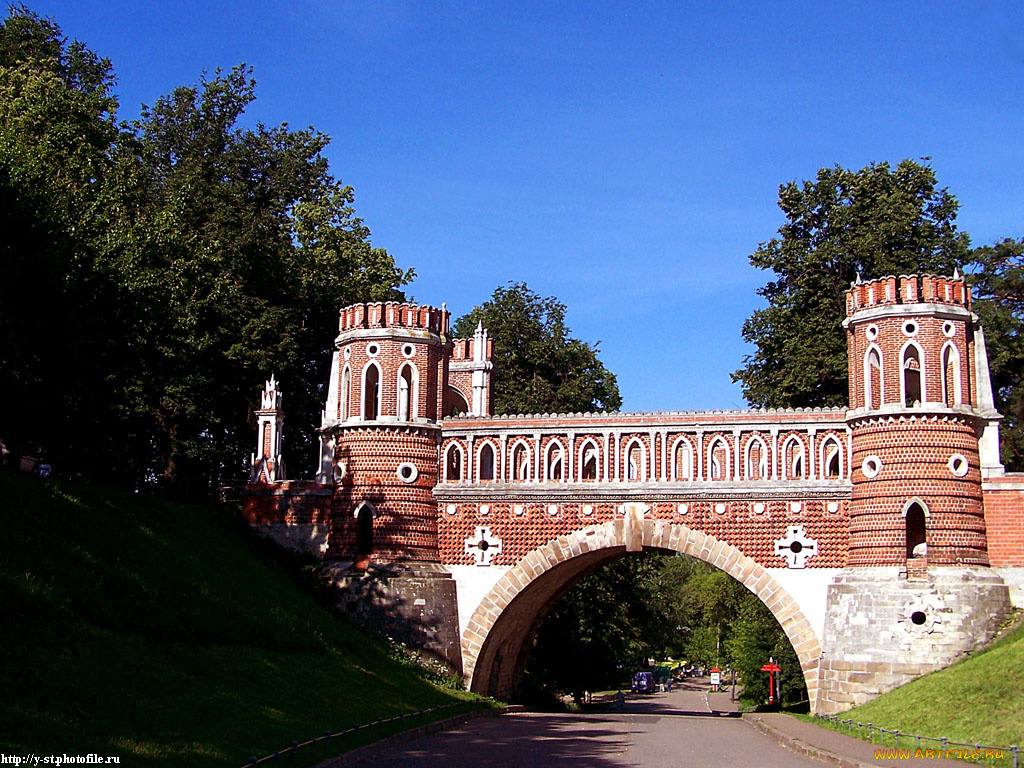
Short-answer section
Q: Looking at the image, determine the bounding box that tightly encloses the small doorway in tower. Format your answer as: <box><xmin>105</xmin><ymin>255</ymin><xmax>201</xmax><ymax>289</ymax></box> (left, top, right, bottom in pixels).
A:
<box><xmin>354</xmin><ymin>501</ymin><xmax>376</xmax><ymax>570</ymax></box>
<box><xmin>905</xmin><ymin>501</ymin><xmax>927</xmax><ymax>562</ymax></box>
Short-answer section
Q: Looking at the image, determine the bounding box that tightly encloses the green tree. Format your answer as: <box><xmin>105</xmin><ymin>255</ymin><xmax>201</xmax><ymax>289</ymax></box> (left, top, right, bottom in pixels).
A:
<box><xmin>723</xmin><ymin>595</ymin><xmax>804</xmax><ymax>707</ymax></box>
<box><xmin>0</xmin><ymin>6</ymin><xmax>124</xmax><ymax>478</ymax></box>
<box><xmin>0</xmin><ymin>8</ymin><xmax>412</xmax><ymax>495</ymax></box>
<box><xmin>732</xmin><ymin>160</ymin><xmax>969</xmax><ymax>408</ymax></box>
<box><xmin>107</xmin><ymin>65</ymin><xmax>412</xmax><ymax>494</ymax></box>
<box><xmin>453</xmin><ymin>282</ymin><xmax>621</xmax><ymax>415</ymax></box>
<box><xmin>969</xmin><ymin>239</ymin><xmax>1024</xmax><ymax>471</ymax></box>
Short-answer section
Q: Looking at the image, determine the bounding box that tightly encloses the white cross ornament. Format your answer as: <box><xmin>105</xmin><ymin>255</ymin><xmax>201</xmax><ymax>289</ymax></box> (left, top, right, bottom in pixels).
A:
<box><xmin>775</xmin><ymin>525</ymin><xmax>818</xmax><ymax>569</ymax></box>
<box><xmin>465</xmin><ymin>526</ymin><xmax>502</xmax><ymax>566</ymax></box>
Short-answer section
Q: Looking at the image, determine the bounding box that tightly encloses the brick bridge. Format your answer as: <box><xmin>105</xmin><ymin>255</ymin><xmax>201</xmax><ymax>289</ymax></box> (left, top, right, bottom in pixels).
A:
<box><xmin>243</xmin><ymin>274</ymin><xmax>1024</xmax><ymax>714</ymax></box>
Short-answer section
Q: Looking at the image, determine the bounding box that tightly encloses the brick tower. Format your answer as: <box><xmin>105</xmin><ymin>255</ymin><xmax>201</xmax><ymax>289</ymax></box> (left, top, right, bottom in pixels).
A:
<box><xmin>310</xmin><ymin>301</ymin><xmax>491</xmax><ymax>671</ymax></box>
<box><xmin>316</xmin><ymin>302</ymin><xmax>452</xmax><ymax>566</ymax></box>
<box><xmin>817</xmin><ymin>274</ymin><xmax>1011</xmax><ymax>713</ymax></box>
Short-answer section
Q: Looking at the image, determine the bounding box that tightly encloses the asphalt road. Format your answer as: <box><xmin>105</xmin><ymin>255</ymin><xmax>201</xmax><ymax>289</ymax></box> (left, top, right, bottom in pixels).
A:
<box><xmin>350</xmin><ymin>685</ymin><xmax>822</xmax><ymax>768</ymax></box>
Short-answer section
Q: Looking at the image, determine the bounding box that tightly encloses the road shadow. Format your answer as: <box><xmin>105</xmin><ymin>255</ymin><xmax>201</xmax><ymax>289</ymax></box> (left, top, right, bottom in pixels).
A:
<box><xmin>356</xmin><ymin>712</ymin><xmax>638</xmax><ymax>767</ymax></box>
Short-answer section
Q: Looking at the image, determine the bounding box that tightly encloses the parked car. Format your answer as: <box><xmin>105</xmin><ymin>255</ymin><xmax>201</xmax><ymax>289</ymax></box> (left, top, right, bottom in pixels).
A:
<box><xmin>631</xmin><ymin>671</ymin><xmax>655</xmax><ymax>693</ymax></box>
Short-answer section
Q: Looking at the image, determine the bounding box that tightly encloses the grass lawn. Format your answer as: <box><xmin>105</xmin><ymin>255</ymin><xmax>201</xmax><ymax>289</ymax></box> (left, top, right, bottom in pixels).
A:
<box><xmin>0</xmin><ymin>472</ymin><xmax>493</xmax><ymax>766</ymax></box>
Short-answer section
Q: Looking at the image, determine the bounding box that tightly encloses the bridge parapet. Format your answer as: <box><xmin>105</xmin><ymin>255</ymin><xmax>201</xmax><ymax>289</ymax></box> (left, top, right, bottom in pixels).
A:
<box><xmin>439</xmin><ymin>408</ymin><xmax>850</xmax><ymax>486</ymax></box>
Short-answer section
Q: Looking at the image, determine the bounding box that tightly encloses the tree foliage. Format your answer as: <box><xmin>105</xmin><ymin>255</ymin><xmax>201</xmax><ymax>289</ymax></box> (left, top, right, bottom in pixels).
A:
<box><xmin>453</xmin><ymin>282</ymin><xmax>621</xmax><ymax>415</ymax></box>
<box><xmin>0</xmin><ymin>7</ymin><xmax>411</xmax><ymax>495</ymax></box>
<box><xmin>733</xmin><ymin>160</ymin><xmax>969</xmax><ymax>408</ymax></box>
<box><xmin>969</xmin><ymin>239</ymin><xmax>1024</xmax><ymax>471</ymax></box>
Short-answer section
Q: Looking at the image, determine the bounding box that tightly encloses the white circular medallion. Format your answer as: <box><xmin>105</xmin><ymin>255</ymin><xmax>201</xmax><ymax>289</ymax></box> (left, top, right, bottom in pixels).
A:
<box><xmin>948</xmin><ymin>453</ymin><xmax>969</xmax><ymax>478</ymax></box>
<box><xmin>862</xmin><ymin>455</ymin><xmax>882</xmax><ymax>479</ymax></box>
<box><xmin>396</xmin><ymin>462</ymin><xmax>418</xmax><ymax>483</ymax></box>
<box><xmin>902</xmin><ymin>320</ymin><xmax>919</xmax><ymax>337</ymax></box>
<box><xmin>366</xmin><ymin>342</ymin><xmax>380</xmax><ymax>357</ymax></box>
<box><xmin>865</xmin><ymin>324</ymin><xmax>879</xmax><ymax>341</ymax></box>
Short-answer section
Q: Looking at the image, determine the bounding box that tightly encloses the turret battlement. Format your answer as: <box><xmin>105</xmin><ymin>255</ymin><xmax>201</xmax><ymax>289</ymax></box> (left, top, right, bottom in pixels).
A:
<box><xmin>338</xmin><ymin>301</ymin><xmax>450</xmax><ymax>335</ymax></box>
<box><xmin>846</xmin><ymin>273</ymin><xmax>970</xmax><ymax>316</ymax></box>
<box><xmin>451</xmin><ymin>335</ymin><xmax>494</xmax><ymax>361</ymax></box>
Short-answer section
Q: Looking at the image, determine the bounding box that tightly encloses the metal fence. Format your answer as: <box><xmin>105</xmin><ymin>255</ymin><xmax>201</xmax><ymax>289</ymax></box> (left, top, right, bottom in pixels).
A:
<box><xmin>242</xmin><ymin>702</ymin><xmax>465</xmax><ymax>768</ymax></box>
<box><xmin>815</xmin><ymin>714</ymin><xmax>1019</xmax><ymax>768</ymax></box>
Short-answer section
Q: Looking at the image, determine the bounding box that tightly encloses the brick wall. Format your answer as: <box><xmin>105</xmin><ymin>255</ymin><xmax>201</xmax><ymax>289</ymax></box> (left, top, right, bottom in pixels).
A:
<box><xmin>983</xmin><ymin>478</ymin><xmax>1024</xmax><ymax>566</ymax></box>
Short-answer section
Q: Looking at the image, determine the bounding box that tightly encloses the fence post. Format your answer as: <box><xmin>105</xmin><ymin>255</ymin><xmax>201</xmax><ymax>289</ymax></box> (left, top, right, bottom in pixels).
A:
<box><xmin>1011</xmin><ymin>744</ymin><xmax>1018</xmax><ymax>768</ymax></box>
<box><xmin>289</xmin><ymin>740</ymin><xmax>298</xmax><ymax>765</ymax></box>
<box><xmin>894</xmin><ymin>730</ymin><xmax>899</xmax><ymax>747</ymax></box>
<box><xmin>941</xmin><ymin>737</ymin><xmax>948</xmax><ymax>753</ymax></box>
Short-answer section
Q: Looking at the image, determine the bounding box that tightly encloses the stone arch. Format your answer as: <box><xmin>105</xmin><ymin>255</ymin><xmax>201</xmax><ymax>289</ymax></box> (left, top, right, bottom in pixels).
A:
<box><xmin>462</xmin><ymin>519</ymin><xmax>822</xmax><ymax>710</ymax></box>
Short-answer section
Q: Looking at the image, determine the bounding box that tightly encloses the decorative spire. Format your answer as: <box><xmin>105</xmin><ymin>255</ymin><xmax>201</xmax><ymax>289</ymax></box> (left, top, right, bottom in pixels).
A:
<box><xmin>260</xmin><ymin>374</ymin><xmax>281</xmax><ymax>410</ymax></box>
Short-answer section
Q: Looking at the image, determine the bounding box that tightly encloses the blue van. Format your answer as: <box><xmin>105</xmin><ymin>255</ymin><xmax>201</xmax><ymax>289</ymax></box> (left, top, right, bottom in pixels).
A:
<box><xmin>631</xmin><ymin>671</ymin><xmax>655</xmax><ymax>693</ymax></box>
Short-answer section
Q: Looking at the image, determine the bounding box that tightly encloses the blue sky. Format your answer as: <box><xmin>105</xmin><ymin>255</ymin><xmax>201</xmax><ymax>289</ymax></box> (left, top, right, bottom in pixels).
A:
<box><xmin>34</xmin><ymin>1</ymin><xmax>1024</xmax><ymax>412</ymax></box>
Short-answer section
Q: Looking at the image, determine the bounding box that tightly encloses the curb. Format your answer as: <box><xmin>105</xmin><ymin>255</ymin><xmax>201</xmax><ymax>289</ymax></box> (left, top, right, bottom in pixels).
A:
<box><xmin>744</xmin><ymin>714</ymin><xmax>871</xmax><ymax>768</ymax></box>
<box><xmin>316</xmin><ymin>705</ymin><xmax>521</xmax><ymax>767</ymax></box>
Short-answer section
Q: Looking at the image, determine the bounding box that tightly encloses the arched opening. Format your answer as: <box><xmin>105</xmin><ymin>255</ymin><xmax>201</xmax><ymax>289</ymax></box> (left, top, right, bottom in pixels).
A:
<box><xmin>745</xmin><ymin>438</ymin><xmax>768</xmax><ymax>480</ymax></box>
<box><xmin>397</xmin><ymin>364</ymin><xmax>414</xmax><ymax>421</ymax></box>
<box><xmin>355</xmin><ymin>501</ymin><xmax>375</xmax><ymax>564</ymax></box>
<box><xmin>463</xmin><ymin>520</ymin><xmax>821</xmax><ymax>711</ymax></box>
<box><xmin>942</xmin><ymin>343</ymin><xmax>961</xmax><ymax>407</ymax></box>
<box><xmin>580</xmin><ymin>443</ymin><xmax>599</xmax><ymax>481</ymax></box>
<box><xmin>903</xmin><ymin>345</ymin><xmax>923</xmax><ymax>407</ymax></box>
<box><xmin>341</xmin><ymin>365</ymin><xmax>351</xmax><ymax>421</ymax></box>
<box><xmin>708</xmin><ymin>438</ymin><xmax>729</xmax><ymax>481</ymax></box>
<box><xmin>478</xmin><ymin>443</ymin><xmax>495</xmax><ymax>481</ymax></box>
<box><xmin>362</xmin><ymin>363</ymin><xmax>381</xmax><ymax>420</ymax></box>
<box><xmin>672</xmin><ymin>438</ymin><xmax>692</xmax><ymax>481</ymax></box>
<box><xmin>822</xmin><ymin>438</ymin><xmax>842</xmax><ymax>479</ymax></box>
<box><xmin>782</xmin><ymin>437</ymin><xmax>805</xmax><ymax>480</ymax></box>
<box><xmin>444</xmin><ymin>444</ymin><xmax>463</xmax><ymax>482</ymax></box>
<box><xmin>626</xmin><ymin>440</ymin><xmax>644</xmax><ymax>481</ymax></box>
<box><xmin>865</xmin><ymin>347</ymin><xmax>883</xmax><ymax>410</ymax></box>
<box><xmin>511</xmin><ymin>442</ymin><xmax>530</xmax><ymax>482</ymax></box>
<box><xmin>905</xmin><ymin>501</ymin><xmax>928</xmax><ymax>560</ymax></box>
<box><xmin>446</xmin><ymin>386</ymin><xmax>470</xmax><ymax>417</ymax></box>
<box><xmin>546</xmin><ymin>443</ymin><xmax>564</xmax><ymax>482</ymax></box>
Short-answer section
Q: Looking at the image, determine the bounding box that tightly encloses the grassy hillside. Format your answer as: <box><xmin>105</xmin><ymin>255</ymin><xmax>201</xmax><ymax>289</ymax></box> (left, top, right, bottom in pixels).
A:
<box><xmin>0</xmin><ymin>472</ymin><xmax>484</xmax><ymax>766</ymax></box>
<box><xmin>812</xmin><ymin>614</ymin><xmax>1024</xmax><ymax>755</ymax></box>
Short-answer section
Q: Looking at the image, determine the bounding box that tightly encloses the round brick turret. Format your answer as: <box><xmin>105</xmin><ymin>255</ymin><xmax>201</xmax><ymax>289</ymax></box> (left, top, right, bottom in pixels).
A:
<box><xmin>844</xmin><ymin>274</ymin><xmax>989</xmax><ymax>569</ymax></box>
<box><xmin>323</xmin><ymin>302</ymin><xmax>453</xmax><ymax>565</ymax></box>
